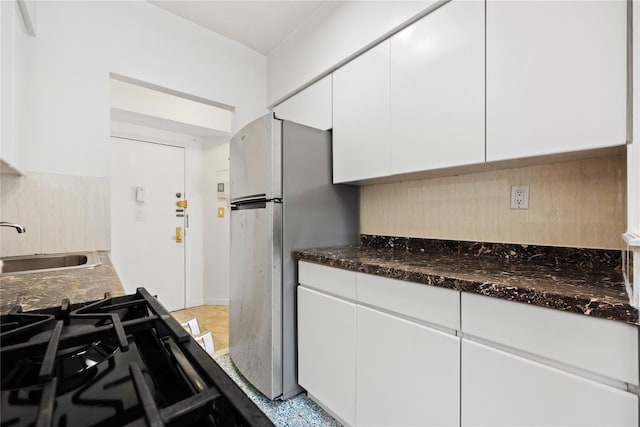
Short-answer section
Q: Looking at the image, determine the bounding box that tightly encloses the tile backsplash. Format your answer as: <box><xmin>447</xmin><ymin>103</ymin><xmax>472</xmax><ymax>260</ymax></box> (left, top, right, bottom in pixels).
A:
<box><xmin>361</xmin><ymin>155</ymin><xmax>626</xmax><ymax>250</ymax></box>
<box><xmin>1</xmin><ymin>173</ymin><xmax>110</xmax><ymax>257</ymax></box>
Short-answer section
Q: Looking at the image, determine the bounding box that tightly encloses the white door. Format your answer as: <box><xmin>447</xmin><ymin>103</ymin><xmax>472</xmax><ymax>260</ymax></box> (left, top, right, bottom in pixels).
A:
<box><xmin>110</xmin><ymin>137</ymin><xmax>186</xmax><ymax>312</ymax></box>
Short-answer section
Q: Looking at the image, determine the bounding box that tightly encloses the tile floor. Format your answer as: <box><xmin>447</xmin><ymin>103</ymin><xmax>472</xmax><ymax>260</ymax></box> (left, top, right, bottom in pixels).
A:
<box><xmin>171</xmin><ymin>305</ymin><xmax>229</xmax><ymax>353</ymax></box>
<box><xmin>214</xmin><ymin>351</ymin><xmax>341</xmax><ymax>427</ymax></box>
<box><xmin>170</xmin><ymin>305</ymin><xmax>342</xmax><ymax>426</ymax></box>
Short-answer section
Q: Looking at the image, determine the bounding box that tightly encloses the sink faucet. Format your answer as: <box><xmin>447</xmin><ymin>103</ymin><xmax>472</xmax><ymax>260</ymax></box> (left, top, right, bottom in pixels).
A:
<box><xmin>0</xmin><ymin>222</ymin><xmax>26</xmax><ymax>233</ymax></box>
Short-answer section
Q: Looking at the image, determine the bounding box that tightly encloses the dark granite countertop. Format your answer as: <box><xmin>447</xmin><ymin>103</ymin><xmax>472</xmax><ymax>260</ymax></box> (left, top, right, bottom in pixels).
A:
<box><xmin>295</xmin><ymin>235</ymin><xmax>638</xmax><ymax>325</ymax></box>
<box><xmin>0</xmin><ymin>251</ymin><xmax>126</xmax><ymax>314</ymax></box>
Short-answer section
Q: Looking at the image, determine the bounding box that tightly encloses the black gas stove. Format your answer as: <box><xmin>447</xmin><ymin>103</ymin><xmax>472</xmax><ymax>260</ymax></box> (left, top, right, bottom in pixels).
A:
<box><xmin>0</xmin><ymin>288</ymin><xmax>274</xmax><ymax>427</ymax></box>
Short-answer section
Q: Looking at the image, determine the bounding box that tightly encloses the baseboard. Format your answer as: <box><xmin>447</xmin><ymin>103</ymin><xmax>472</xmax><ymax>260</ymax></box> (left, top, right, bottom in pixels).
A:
<box><xmin>187</xmin><ymin>298</ymin><xmax>204</xmax><ymax>308</ymax></box>
<box><xmin>307</xmin><ymin>392</ymin><xmax>352</xmax><ymax>427</ymax></box>
<box><xmin>204</xmin><ymin>298</ymin><xmax>229</xmax><ymax>306</ymax></box>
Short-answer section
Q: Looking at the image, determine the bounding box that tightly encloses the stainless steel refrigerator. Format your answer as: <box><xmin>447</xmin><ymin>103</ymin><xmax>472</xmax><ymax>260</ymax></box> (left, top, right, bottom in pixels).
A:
<box><xmin>229</xmin><ymin>113</ymin><xmax>359</xmax><ymax>400</ymax></box>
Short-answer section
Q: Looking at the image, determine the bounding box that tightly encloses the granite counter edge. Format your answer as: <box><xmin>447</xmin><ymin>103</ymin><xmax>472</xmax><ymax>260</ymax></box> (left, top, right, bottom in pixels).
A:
<box><xmin>295</xmin><ymin>252</ymin><xmax>639</xmax><ymax>325</ymax></box>
<box><xmin>1</xmin><ymin>251</ymin><xmax>126</xmax><ymax>314</ymax></box>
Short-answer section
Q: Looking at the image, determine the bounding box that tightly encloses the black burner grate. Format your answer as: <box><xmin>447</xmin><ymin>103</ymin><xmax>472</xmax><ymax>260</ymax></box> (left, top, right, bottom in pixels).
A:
<box><xmin>0</xmin><ymin>288</ymin><xmax>273</xmax><ymax>427</ymax></box>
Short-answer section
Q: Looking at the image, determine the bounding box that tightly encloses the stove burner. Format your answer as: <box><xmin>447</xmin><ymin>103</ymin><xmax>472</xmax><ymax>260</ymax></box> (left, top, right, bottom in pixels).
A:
<box><xmin>2</xmin><ymin>335</ymin><xmax>119</xmax><ymax>390</ymax></box>
<box><xmin>0</xmin><ymin>288</ymin><xmax>274</xmax><ymax>427</ymax></box>
<box><xmin>0</xmin><ymin>312</ymin><xmax>55</xmax><ymax>341</ymax></box>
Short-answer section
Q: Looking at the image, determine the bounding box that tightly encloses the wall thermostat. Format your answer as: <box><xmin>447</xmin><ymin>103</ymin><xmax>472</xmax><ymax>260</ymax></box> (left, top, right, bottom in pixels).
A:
<box><xmin>217</xmin><ymin>181</ymin><xmax>229</xmax><ymax>199</ymax></box>
<box><xmin>135</xmin><ymin>187</ymin><xmax>145</xmax><ymax>203</ymax></box>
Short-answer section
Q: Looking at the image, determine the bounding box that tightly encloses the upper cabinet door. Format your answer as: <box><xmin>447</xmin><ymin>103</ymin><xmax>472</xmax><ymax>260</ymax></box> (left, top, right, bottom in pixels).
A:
<box><xmin>486</xmin><ymin>0</ymin><xmax>627</xmax><ymax>162</ymax></box>
<box><xmin>273</xmin><ymin>75</ymin><xmax>332</xmax><ymax>130</ymax></box>
<box><xmin>390</xmin><ymin>0</ymin><xmax>485</xmax><ymax>174</ymax></box>
<box><xmin>333</xmin><ymin>41</ymin><xmax>390</xmax><ymax>184</ymax></box>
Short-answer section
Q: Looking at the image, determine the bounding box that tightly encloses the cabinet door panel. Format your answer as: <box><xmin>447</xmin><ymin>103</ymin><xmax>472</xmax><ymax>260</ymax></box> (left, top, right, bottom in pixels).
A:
<box><xmin>274</xmin><ymin>76</ymin><xmax>332</xmax><ymax>130</ymax></box>
<box><xmin>462</xmin><ymin>339</ymin><xmax>638</xmax><ymax>427</ymax></box>
<box><xmin>486</xmin><ymin>0</ymin><xmax>626</xmax><ymax>161</ymax></box>
<box><xmin>273</xmin><ymin>95</ymin><xmax>299</xmax><ymax>124</ymax></box>
<box><xmin>297</xmin><ymin>75</ymin><xmax>332</xmax><ymax>130</ymax></box>
<box><xmin>298</xmin><ymin>286</ymin><xmax>356</xmax><ymax>425</ymax></box>
<box><xmin>356</xmin><ymin>305</ymin><xmax>460</xmax><ymax>427</ymax></box>
<box><xmin>333</xmin><ymin>41</ymin><xmax>390</xmax><ymax>183</ymax></box>
<box><xmin>390</xmin><ymin>0</ymin><xmax>485</xmax><ymax>174</ymax></box>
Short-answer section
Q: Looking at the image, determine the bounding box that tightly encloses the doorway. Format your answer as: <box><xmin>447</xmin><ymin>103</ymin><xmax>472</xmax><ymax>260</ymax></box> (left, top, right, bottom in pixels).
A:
<box><xmin>110</xmin><ymin>137</ymin><xmax>186</xmax><ymax>311</ymax></box>
<box><xmin>109</xmin><ymin>74</ymin><xmax>234</xmax><ymax>312</ymax></box>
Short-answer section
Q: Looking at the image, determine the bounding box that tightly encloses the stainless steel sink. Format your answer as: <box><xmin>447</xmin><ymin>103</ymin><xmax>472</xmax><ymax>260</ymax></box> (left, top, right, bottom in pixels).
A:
<box><xmin>1</xmin><ymin>252</ymin><xmax>101</xmax><ymax>275</ymax></box>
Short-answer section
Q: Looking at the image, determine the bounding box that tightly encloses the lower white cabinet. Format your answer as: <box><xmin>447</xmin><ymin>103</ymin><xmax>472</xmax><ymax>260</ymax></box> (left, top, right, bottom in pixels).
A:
<box><xmin>461</xmin><ymin>292</ymin><xmax>639</xmax><ymax>386</ymax></box>
<box><xmin>297</xmin><ymin>262</ymin><xmax>640</xmax><ymax>427</ymax></box>
<box><xmin>356</xmin><ymin>305</ymin><xmax>460</xmax><ymax>427</ymax></box>
<box><xmin>461</xmin><ymin>339</ymin><xmax>639</xmax><ymax>427</ymax></box>
<box><xmin>297</xmin><ymin>286</ymin><xmax>356</xmax><ymax>425</ymax></box>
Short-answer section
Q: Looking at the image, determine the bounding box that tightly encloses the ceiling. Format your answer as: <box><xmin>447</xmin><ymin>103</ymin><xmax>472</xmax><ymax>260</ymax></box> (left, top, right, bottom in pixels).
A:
<box><xmin>149</xmin><ymin>1</ymin><xmax>327</xmax><ymax>55</ymax></box>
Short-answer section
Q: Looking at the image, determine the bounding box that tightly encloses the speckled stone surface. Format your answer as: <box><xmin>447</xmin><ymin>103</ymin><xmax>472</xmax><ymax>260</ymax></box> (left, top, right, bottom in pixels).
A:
<box><xmin>213</xmin><ymin>351</ymin><xmax>341</xmax><ymax>427</ymax></box>
<box><xmin>296</xmin><ymin>235</ymin><xmax>638</xmax><ymax>325</ymax></box>
<box><xmin>0</xmin><ymin>252</ymin><xmax>126</xmax><ymax>314</ymax></box>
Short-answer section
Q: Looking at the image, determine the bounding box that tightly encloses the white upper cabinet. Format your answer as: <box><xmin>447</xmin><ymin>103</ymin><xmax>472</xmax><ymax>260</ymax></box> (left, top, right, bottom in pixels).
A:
<box><xmin>273</xmin><ymin>75</ymin><xmax>333</xmax><ymax>130</ymax></box>
<box><xmin>390</xmin><ymin>0</ymin><xmax>485</xmax><ymax>174</ymax></box>
<box><xmin>486</xmin><ymin>0</ymin><xmax>627</xmax><ymax>162</ymax></box>
<box><xmin>332</xmin><ymin>41</ymin><xmax>390</xmax><ymax>183</ymax></box>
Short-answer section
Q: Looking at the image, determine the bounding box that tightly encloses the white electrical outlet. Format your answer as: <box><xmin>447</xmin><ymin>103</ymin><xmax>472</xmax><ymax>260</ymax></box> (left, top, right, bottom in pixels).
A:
<box><xmin>510</xmin><ymin>185</ymin><xmax>529</xmax><ymax>209</ymax></box>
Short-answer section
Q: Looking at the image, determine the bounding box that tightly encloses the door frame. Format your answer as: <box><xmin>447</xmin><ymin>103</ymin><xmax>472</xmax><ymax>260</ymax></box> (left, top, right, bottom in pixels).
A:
<box><xmin>110</xmin><ymin>120</ymin><xmax>206</xmax><ymax>309</ymax></box>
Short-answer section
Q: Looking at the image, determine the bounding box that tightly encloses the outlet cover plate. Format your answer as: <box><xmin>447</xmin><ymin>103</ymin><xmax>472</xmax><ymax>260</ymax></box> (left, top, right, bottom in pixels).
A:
<box><xmin>511</xmin><ymin>185</ymin><xmax>529</xmax><ymax>209</ymax></box>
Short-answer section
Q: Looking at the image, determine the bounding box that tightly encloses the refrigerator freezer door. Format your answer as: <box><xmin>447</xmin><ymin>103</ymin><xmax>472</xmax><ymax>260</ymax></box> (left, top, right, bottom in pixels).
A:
<box><xmin>229</xmin><ymin>201</ymin><xmax>283</xmax><ymax>399</ymax></box>
<box><xmin>230</xmin><ymin>114</ymin><xmax>282</xmax><ymax>201</ymax></box>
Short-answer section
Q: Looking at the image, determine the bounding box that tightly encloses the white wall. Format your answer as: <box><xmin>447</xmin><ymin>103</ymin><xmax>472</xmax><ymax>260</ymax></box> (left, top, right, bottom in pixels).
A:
<box><xmin>110</xmin><ymin>79</ymin><xmax>232</xmax><ymax>135</ymax></box>
<box><xmin>267</xmin><ymin>0</ymin><xmax>436</xmax><ymax>105</ymax></box>
<box><xmin>1</xmin><ymin>172</ymin><xmax>110</xmax><ymax>257</ymax></box>
<box><xmin>203</xmin><ymin>139</ymin><xmax>231</xmax><ymax>305</ymax></box>
<box><xmin>17</xmin><ymin>0</ymin><xmax>266</xmax><ymax>177</ymax></box>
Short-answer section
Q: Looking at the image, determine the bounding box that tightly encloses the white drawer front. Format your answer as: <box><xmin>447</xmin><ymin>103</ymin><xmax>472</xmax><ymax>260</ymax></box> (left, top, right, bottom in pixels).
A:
<box><xmin>462</xmin><ymin>339</ymin><xmax>638</xmax><ymax>427</ymax></box>
<box><xmin>461</xmin><ymin>292</ymin><xmax>639</xmax><ymax>385</ymax></box>
<box><xmin>357</xmin><ymin>273</ymin><xmax>460</xmax><ymax>330</ymax></box>
<box><xmin>298</xmin><ymin>261</ymin><xmax>357</xmax><ymax>300</ymax></box>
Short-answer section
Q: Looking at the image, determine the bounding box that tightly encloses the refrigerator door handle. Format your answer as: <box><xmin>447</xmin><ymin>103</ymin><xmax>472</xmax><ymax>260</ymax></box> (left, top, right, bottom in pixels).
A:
<box><xmin>231</xmin><ymin>194</ymin><xmax>267</xmax><ymax>204</ymax></box>
<box><xmin>231</xmin><ymin>197</ymin><xmax>282</xmax><ymax>210</ymax></box>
